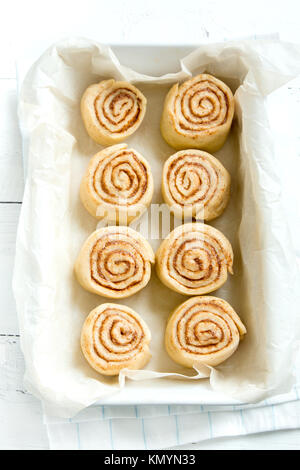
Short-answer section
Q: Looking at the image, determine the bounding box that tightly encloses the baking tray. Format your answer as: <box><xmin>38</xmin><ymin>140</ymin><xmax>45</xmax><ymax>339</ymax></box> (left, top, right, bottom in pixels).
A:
<box><xmin>88</xmin><ymin>46</ymin><xmax>238</xmax><ymax>406</ymax></box>
<box><xmin>15</xmin><ymin>40</ymin><xmax>300</xmax><ymax>414</ymax></box>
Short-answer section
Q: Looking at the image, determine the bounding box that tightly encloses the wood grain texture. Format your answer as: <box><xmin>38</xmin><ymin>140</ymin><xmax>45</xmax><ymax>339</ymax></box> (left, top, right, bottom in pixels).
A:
<box><xmin>0</xmin><ymin>80</ymin><xmax>24</xmax><ymax>202</ymax></box>
<box><xmin>0</xmin><ymin>204</ymin><xmax>21</xmax><ymax>333</ymax></box>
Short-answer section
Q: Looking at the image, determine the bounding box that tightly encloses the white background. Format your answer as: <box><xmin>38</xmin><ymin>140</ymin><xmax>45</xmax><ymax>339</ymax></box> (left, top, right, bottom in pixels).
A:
<box><xmin>1</xmin><ymin>0</ymin><xmax>300</xmax><ymax>449</ymax></box>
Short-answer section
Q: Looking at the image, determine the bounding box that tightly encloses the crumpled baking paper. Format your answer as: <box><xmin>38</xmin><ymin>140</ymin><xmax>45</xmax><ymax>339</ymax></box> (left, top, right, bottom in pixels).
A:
<box><xmin>13</xmin><ymin>37</ymin><xmax>300</xmax><ymax>417</ymax></box>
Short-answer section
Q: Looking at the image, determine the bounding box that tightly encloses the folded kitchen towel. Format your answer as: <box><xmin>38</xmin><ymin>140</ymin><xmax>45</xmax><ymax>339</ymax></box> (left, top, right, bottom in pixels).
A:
<box><xmin>44</xmin><ymin>355</ymin><xmax>300</xmax><ymax>449</ymax></box>
<box><xmin>45</xmin><ymin>383</ymin><xmax>300</xmax><ymax>449</ymax></box>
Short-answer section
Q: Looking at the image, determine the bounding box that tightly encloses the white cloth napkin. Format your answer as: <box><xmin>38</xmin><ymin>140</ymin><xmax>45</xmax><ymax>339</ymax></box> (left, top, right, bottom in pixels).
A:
<box><xmin>45</xmin><ymin>382</ymin><xmax>300</xmax><ymax>449</ymax></box>
<box><xmin>45</xmin><ymin>336</ymin><xmax>300</xmax><ymax>449</ymax></box>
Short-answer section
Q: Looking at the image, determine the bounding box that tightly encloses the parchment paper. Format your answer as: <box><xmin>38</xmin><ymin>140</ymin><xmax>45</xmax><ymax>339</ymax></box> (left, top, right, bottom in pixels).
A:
<box><xmin>13</xmin><ymin>37</ymin><xmax>300</xmax><ymax>417</ymax></box>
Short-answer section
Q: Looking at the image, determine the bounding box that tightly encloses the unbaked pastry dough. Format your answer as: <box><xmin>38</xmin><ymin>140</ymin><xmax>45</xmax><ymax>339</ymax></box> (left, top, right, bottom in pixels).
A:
<box><xmin>81</xmin><ymin>303</ymin><xmax>151</xmax><ymax>376</ymax></box>
<box><xmin>161</xmin><ymin>74</ymin><xmax>234</xmax><ymax>152</ymax></box>
<box><xmin>162</xmin><ymin>149</ymin><xmax>230</xmax><ymax>221</ymax></box>
<box><xmin>165</xmin><ymin>296</ymin><xmax>246</xmax><ymax>368</ymax></box>
<box><xmin>75</xmin><ymin>226</ymin><xmax>154</xmax><ymax>298</ymax></box>
<box><xmin>80</xmin><ymin>143</ymin><xmax>153</xmax><ymax>224</ymax></box>
<box><xmin>156</xmin><ymin>223</ymin><xmax>233</xmax><ymax>295</ymax></box>
<box><xmin>81</xmin><ymin>79</ymin><xmax>147</xmax><ymax>145</ymax></box>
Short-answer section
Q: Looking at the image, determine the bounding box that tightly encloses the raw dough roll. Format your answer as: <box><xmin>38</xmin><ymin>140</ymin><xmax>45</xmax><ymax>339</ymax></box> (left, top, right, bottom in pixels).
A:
<box><xmin>81</xmin><ymin>79</ymin><xmax>147</xmax><ymax>145</ymax></box>
<box><xmin>156</xmin><ymin>223</ymin><xmax>233</xmax><ymax>295</ymax></box>
<box><xmin>165</xmin><ymin>296</ymin><xmax>246</xmax><ymax>368</ymax></box>
<box><xmin>80</xmin><ymin>143</ymin><xmax>153</xmax><ymax>224</ymax></box>
<box><xmin>162</xmin><ymin>149</ymin><xmax>230</xmax><ymax>221</ymax></box>
<box><xmin>75</xmin><ymin>226</ymin><xmax>155</xmax><ymax>298</ymax></box>
<box><xmin>161</xmin><ymin>74</ymin><xmax>234</xmax><ymax>152</ymax></box>
<box><xmin>81</xmin><ymin>303</ymin><xmax>151</xmax><ymax>376</ymax></box>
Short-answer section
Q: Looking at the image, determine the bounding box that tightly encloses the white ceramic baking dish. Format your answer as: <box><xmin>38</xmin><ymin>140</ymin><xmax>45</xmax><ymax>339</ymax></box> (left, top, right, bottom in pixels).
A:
<box><xmin>15</xmin><ymin>41</ymin><xmax>300</xmax><ymax>414</ymax></box>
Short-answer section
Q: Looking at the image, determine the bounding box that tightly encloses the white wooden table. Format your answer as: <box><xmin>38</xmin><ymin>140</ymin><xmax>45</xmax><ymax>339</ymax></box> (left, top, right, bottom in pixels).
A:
<box><xmin>1</xmin><ymin>0</ymin><xmax>300</xmax><ymax>450</ymax></box>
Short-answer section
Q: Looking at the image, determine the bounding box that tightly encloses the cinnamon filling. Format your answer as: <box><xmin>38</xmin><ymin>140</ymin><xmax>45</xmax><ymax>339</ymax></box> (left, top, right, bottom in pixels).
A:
<box><xmin>92</xmin><ymin>309</ymin><xmax>145</xmax><ymax>362</ymax></box>
<box><xmin>94</xmin><ymin>88</ymin><xmax>142</xmax><ymax>133</ymax></box>
<box><xmin>168</xmin><ymin>236</ymin><xmax>222</xmax><ymax>288</ymax></box>
<box><xmin>92</xmin><ymin>150</ymin><xmax>148</xmax><ymax>206</ymax></box>
<box><xmin>176</xmin><ymin>302</ymin><xmax>233</xmax><ymax>354</ymax></box>
<box><xmin>175</xmin><ymin>80</ymin><xmax>230</xmax><ymax>132</ymax></box>
<box><xmin>90</xmin><ymin>236</ymin><xmax>147</xmax><ymax>292</ymax></box>
<box><xmin>166</xmin><ymin>154</ymin><xmax>219</xmax><ymax>207</ymax></box>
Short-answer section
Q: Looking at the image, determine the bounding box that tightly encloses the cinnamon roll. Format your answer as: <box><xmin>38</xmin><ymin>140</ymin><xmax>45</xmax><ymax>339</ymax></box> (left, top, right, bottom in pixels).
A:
<box><xmin>80</xmin><ymin>143</ymin><xmax>153</xmax><ymax>224</ymax></box>
<box><xmin>156</xmin><ymin>223</ymin><xmax>233</xmax><ymax>295</ymax></box>
<box><xmin>81</xmin><ymin>303</ymin><xmax>151</xmax><ymax>376</ymax></box>
<box><xmin>162</xmin><ymin>149</ymin><xmax>230</xmax><ymax>221</ymax></box>
<box><xmin>75</xmin><ymin>226</ymin><xmax>155</xmax><ymax>299</ymax></box>
<box><xmin>165</xmin><ymin>296</ymin><xmax>246</xmax><ymax>368</ymax></box>
<box><xmin>81</xmin><ymin>79</ymin><xmax>147</xmax><ymax>145</ymax></box>
<box><xmin>161</xmin><ymin>74</ymin><xmax>234</xmax><ymax>152</ymax></box>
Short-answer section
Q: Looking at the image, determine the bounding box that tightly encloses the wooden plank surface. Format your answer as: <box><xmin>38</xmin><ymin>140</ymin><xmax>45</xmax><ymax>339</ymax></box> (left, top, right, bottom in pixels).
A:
<box><xmin>0</xmin><ymin>80</ymin><xmax>24</xmax><ymax>203</ymax></box>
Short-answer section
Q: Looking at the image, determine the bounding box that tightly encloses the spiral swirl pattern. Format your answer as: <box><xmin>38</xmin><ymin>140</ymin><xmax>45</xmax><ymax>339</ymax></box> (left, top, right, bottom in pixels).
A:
<box><xmin>75</xmin><ymin>226</ymin><xmax>155</xmax><ymax>299</ymax></box>
<box><xmin>81</xmin><ymin>79</ymin><xmax>147</xmax><ymax>145</ymax></box>
<box><xmin>174</xmin><ymin>76</ymin><xmax>230</xmax><ymax>132</ymax></box>
<box><xmin>165</xmin><ymin>296</ymin><xmax>246</xmax><ymax>368</ymax></box>
<box><xmin>156</xmin><ymin>223</ymin><xmax>233</xmax><ymax>295</ymax></box>
<box><xmin>81</xmin><ymin>303</ymin><xmax>151</xmax><ymax>375</ymax></box>
<box><xmin>162</xmin><ymin>150</ymin><xmax>230</xmax><ymax>221</ymax></box>
<box><xmin>161</xmin><ymin>74</ymin><xmax>234</xmax><ymax>152</ymax></box>
<box><xmin>80</xmin><ymin>144</ymin><xmax>153</xmax><ymax>223</ymax></box>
